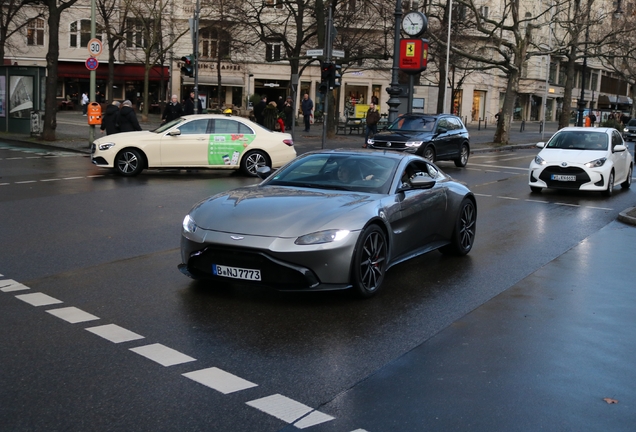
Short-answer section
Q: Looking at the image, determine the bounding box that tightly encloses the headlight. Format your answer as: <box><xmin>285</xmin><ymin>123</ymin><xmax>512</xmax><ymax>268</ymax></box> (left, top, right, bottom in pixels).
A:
<box><xmin>405</xmin><ymin>140</ymin><xmax>424</xmax><ymax>147</ymax></box>
<box><xmin>182</xmin><ymin>214</ymin><xmax>197</xmax><ymax>233</ymax></box>
<box><xmin>534</xmin><ymin>155</ymin><xmax>546</xmax><ymax>165</ymax></box>
<box><xmin>98</xmin><ymin>142</ymin><xmax>116</xmax><ymax>151</ymax></box>
<box><xmin>624</xmin><ymin>128</ymin><xmax>629</xmax><ymax>133</ymax></box>
<box><xmin>367</xmin><ymin>138</ymin><xmax>375</xmax><ymax>145</ymax></box>
<box><xmin>295</xmin><ymin>229</ymin><xmax>350</xmax><ymax>245</ymax></box>
<box><xmin>585</xmin><ymin>157</ymin><xmax>607</xmax><ymax>168</ymax></box>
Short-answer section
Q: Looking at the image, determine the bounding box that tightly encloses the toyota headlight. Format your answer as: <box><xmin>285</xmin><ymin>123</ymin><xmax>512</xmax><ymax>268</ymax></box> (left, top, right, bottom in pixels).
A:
<box><xmin>534</xmin><ymin>155</ymin><xmax>546</xmax><ymax>165</ymax></box>
<box><xmin>182</xmin><ymin>214</ymin><xmax>197</xmax><ymax>233</ymax></box>
<box><xmin>405</xmin><ymin>140</ymin><xmax>424</xmax><ymax>148</ymax></box>
<box><xmin>98</xmin><ymin>142</ymin><xmax>116</xmax><ymax>151</ymax></box>
<box><xmin>295</xmin><ymin>229</ymin><xmax>350</xmax><ymax>245</ymax></box>
<box><xmin>585</xmin><ymin>157</ymin><xmax>607</xmax><ymax>168</ymax></box>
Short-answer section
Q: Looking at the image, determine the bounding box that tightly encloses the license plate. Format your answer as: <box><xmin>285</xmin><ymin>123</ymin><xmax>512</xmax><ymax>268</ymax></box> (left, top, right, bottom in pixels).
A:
<box><xmin>213</xmin><ymin>264</ymin><xmax>261</xmax><ymax>281</ymax></box>
<box><xmin>551</xmin><ymin>174</ymin><xmax>576</xmax><ymax>181</ymax></box>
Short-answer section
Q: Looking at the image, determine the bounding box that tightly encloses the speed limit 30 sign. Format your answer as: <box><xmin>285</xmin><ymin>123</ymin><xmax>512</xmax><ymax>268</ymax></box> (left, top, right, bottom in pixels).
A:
<box><xmin>88</xmin><ymin>38</ymin><xmax>102</xmax><ymax>57</ymax></box>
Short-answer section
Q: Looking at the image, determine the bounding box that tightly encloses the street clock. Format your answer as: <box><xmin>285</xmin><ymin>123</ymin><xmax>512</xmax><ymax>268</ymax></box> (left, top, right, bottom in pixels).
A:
<box><xmin>402</xmin><ymin>11</ymin><xmax>428</xmax><ymax>37</ymax></box>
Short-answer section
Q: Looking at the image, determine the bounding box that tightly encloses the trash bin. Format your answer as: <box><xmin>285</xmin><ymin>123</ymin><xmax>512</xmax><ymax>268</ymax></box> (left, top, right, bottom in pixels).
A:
<box><xmin>88</xmin><ymin>102</ymin><xmax>102</xmax><ymax>125</ymax></box>
<box><xmin>30</xmin><ymin>110</ymin><xmax>44</xmax><ymax>136</ymax></box>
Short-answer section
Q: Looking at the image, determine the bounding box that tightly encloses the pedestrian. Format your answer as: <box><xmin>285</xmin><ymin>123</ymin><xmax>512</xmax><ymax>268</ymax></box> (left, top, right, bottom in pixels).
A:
<box><xmin>81</xmin><ymin>92</ymin><xmax>89</xmax><ymax>116</ymax></box>
<box><xmin>363</xmin><ymin>102</ymin><xmax>381</xmax><ymax>148</ymax></box>
<box><xmin>100</xmin><ymin>101</ymin><xmax>120</xmax><ymax>135</ymax></box>
<box><xmin>371</xmin><ymin>95</ymin><xmax>379</xmax><ymax>105</ymax></box>
<box><xmin>118</xmin><ymin>100</ymin><xmax>142</xmax><ymax>132</ymax></box>
<box><xmin>276</xmin><ymin>95</ymin><xmax>284</xmax><ymax>113</ymax></box>
<box><xmin>301</xmin><ymin>93</ymin><xmax>313</xmax><ymax>132</ymax></box>
<box><xmin>585</xmin><ymin>114</ymin><xmax>591</xmax><ymax>127</ymax></box>
<box><xmin>183</xmin><ymin>91</ymin><xmax>203</xmax><ymax>115</ymax></box>
<box><xmin>162</xmin><ymin>94</ymin><xmax>183</xmax><ymax>123</ymax></box>
<box><xmin>263</xmin><ymin>101</ymin><xmax>279</xmax><ymax>131</ymax></box>
<box><xmin>283</xmin><ymin>96</ymin><xmax>294</xmax><ymax>131</ymax></box>
<box><xmin>590</xmin><ymin>112</ymin><xmax>596</xmax><ymax>127</ymax></box>
<box><xmin>253</xmin><ymin>95</ymin><xmax>267</xmax><ymax>126</ymax></box>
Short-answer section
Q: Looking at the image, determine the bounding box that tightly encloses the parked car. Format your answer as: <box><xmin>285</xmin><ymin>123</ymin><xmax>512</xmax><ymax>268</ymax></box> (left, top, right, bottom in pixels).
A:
<box><xmin>528</xmin><ymin>127</ymin><xmax>633</xmax><ymax>196</ymax></box>
<box><xmin>91</xmin><ymin>114</ymin><xmax>296</xmax><ymax>176</ymax></box>
<box><xmin>366</xmin><ymin>113</ymin><xmax>470</xmax><ymax>167</ymax></box>
<box><xmin>179</xmin><ymin>150</ymin><xmax>477</xmax><ymax>298</ymax></box>
<box><xmin>623</xmin><ymin>118</ymin><xmax>636</xmax><ymax>142</ymax></box>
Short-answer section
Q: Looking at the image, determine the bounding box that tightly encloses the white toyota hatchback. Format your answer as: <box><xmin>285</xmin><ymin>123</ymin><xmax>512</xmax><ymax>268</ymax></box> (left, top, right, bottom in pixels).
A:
<box><xmin>529</xmin><ymin>127</ymin><xmax>633</xmax><ymax>196</ymax></box>
<box><xmin>91</xmin><ymin>114</ymin><xmax>296</xmax><ymax>176</ymax></box>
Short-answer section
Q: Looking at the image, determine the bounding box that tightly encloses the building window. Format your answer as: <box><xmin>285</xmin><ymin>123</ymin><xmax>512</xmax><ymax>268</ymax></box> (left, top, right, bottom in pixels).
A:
<box><xmin>200</xmin><ymin>28</ymin><xmax>230</xmax><ymax>59</ymax></box>
<box><xmin>266</xmin><ymin>42</ymin><xmax>281</xmax><ymax>61</ymax></box>
<box><xmin>479</xmin><ymin>6</ymin><xmax>489</xmax><ymax>19</ymax></box>
<box><xmin>27</xmin><ymin>18</ymin><xmax>45</xmax><ymax>46</ymax></box>
<box><xmin>264</xmin><ymin>0</ymin><xmax>283</xmax><ymax>8</ymax></box>
<box><xmin>70</xmin><ymin>19</ymin><xmax>102</xmax><ymax>48</ymax></box>
<box><xmin>125</xmin><ymin>20</ymin><xmax>146</xmax><ymax>49</ymax></box>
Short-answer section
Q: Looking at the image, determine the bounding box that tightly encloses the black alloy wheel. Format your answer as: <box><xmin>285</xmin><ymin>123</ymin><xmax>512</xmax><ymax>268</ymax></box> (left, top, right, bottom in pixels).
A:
<box><xmin>602</xmin><ymin>170</ymin><xmax>614</xmax><ymax>197</ymax></box>
<box><xmin>621</xmin><ymin>165</ymin><xmax>632</xmax><ymax>189</ymax></box>
<box><xmin>241</xmin><ymin>150</ymin><xmax>270</xmax><ymax>176</ymax></box>
<box><xmin>440</xmin><ymin>198</ymin><xmax>476</xmax><ymax>256</ymax></box>
<box><xmin>352</xmin><ymin>225</ymin><xmax>387</xmax><ymax>298</ymax></box>
<box><xmin>422</xmin><ymin>146</ymin><xmax>436</xmax><ymax>163</ymax></box>
<box><xmin>454</xmin><ymin>143</ymin><xmax>469</xmax><ymax>167</ymax></box>
<box><xmin>115</xmin><ymin>148</ymin><xmax>144</xmax><ymax>176</ymax></box>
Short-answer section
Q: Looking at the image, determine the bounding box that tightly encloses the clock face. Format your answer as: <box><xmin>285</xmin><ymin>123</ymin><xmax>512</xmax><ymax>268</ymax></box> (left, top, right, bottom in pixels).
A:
<box><xmin>402</xmin><ymin>12</ymin><xmax>426</xmax><ymax>36</ymax></box>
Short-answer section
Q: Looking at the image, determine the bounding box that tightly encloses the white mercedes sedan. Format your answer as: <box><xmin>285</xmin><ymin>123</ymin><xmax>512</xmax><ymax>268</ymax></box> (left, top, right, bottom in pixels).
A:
<box><xmin>91</xmin><ymin>114</ymin><xmax>296</xmax><ymax>176</ymax></box>
<box><xmin>529</xmin><ymin>127</ymin><xmax>633</xmax><ymax>196</ymax></box>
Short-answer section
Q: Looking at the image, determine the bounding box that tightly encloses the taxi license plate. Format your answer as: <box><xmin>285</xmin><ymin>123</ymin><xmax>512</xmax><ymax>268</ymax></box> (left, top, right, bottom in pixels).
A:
<box><xmin>213</xmin><ymin>264</ymin><xmax>261</xmax><ymax>281</ymax></box>
<box><xmin>551</xmin><ymin>174</ymin><xmax>576</xmax><ymax>181</ymax></box>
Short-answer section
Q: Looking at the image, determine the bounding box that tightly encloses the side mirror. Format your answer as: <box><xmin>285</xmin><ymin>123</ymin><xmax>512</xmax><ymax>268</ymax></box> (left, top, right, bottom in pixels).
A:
<box><xmin>536</xmin><ymin>142</ymin><xmax>546</xmax><ymax>148</ymax></box>
<box><xmin>256</xmin><ymin>166</ymin><xmax>274</xmax><ymax>179</ymax></box>
<box><xmin>168</xmin><ymin>129</ymin><xmax>181</xmax><ymax>136</ymax></box>
<box><xmin>435</xmin><ymin>127</ymin><xmax>448</xmax><ymax>135</ymax></box>
<box><xmin>614</xmin><ymin>144</ymin><xmax>626</xmax><ymax>153</ymax></box>
<box><xmin>410</xmin><ymin>175</ymin><xmax>436</xmax><ymax>190</ymax></box>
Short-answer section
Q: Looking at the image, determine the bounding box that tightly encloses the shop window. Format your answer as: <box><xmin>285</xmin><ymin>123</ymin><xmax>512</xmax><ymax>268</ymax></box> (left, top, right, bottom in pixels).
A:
<box><xmin>27</xmin><ymin>18</ymin><xmax>45</xmax><ymax>46</ymax></box>
<box><xmin>266</xmin><ymin>43</ymin><xmax>282</xmax><ymax>62</ymax></box>
<box><xmin>70</xmin><ymin>19</ymin><xmax>101</xmax><ymax>48</ymax></box>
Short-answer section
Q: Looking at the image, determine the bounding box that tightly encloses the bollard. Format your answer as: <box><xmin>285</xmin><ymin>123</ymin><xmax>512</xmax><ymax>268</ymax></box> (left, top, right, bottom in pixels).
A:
<box><xmin>539</xmin><ymin>120</ymin><xmax>543</xmax><ymax>133</ymax></box>
<box><xmin>485</xmin><ymin>118</ymin><xmax>487</xmax><ymax>129</ymax></box>
<box><xmin>478</xmin><ymin>118</ymin><xmax>482</xmax><ymax>131</ymax></box>
<box><xmin>520</xmin><ymin>120</ymin><xmax>525</xmax><ymax>132</ymax></box>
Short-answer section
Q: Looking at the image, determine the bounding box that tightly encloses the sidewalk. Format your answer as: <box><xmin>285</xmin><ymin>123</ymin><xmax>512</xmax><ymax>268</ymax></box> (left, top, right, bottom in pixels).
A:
<box><xmin>0</xmin><ymin>110</ymin><xmax>556</xmax><ymax>155</ymax></box>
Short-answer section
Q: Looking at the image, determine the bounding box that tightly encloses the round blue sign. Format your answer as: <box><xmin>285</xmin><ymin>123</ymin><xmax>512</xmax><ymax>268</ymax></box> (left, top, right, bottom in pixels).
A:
<box><xmin>85</xmin><ymin>57</ymin><xmax>99</xmax><ymax>70</ymax></box>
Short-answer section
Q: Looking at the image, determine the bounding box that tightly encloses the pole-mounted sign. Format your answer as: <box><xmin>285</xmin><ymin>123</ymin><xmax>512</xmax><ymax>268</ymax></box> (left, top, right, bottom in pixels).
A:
<box><xmin>398</xmin><ymin>38</ymin><xmax>429</xmax><ymax>74</ymax></box>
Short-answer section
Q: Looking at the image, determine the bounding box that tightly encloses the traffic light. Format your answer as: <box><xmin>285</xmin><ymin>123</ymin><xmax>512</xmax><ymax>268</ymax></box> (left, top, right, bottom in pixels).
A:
<box><xmin>331</xmin><ymin>64</ymin><xmax>342</xmax><ymax>89</ymax></box>
<box><xmin>321</xmin><ymin>62</ymin><xmax>333</xmax><ymax>83</ymax></box>
<box><xmin>181</xmin><ymin>55</ymin><xmax>194</xmax><ymax>77</ymax></box>
<box><xmin>318</xmin><ymin>81</ymin><xmax>328</xmax><ymax>94</ymax></box>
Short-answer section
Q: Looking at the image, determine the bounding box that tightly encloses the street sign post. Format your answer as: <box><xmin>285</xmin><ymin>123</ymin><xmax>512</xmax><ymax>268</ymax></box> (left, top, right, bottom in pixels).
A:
<box><xmin>306</xmin><ymin>49</ymin><xmax>324</xmax><ymax>57</ymax></box>
<box><xmin>332</xmin><ymin>49</ymin><xmax>345</xmax><ymax>58</ymax></box>
<box><xmin>87</xmin><ymin>38</ymin><xmax>102</xmax><ymax>58</ymax></box>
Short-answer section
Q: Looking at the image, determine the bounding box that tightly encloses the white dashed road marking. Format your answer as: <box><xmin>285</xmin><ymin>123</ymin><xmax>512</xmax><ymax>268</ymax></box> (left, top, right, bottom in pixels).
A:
<box><xmin>85</xmin><ymin>323</ymin><xmax>145</xmax><ymax>343</ymax></box>
<box><xmin>0</xmin><ymin>279</ymin><xmax>30</xmax><ymax>292</ymax></box>
<box><xmin>246</xmin><ymin>394</ymin><xmax>334</xmax><ymax>427</ymax></box>
<box><xmin>293</xmin><ymin>411</ymin><xmax>337</xmax><ymax>429</ymax></box>
<box><xmin>130</xmin><ymin>343</ymin><xmax>197</xmax><ymax>367</ymax></box>
<box><xmin>183</xmin><ymin>367</ymin><xmax>258</xmax><ymax>394</ymax></box>
<box><xmin>46</xmin><ymin>306</ymin><xmax>100</xmax><ymax>324</ymax></box>
<box><xmin>15</xmin><ymin>292</ymin><xmax>63</xmax><ymax>306</ymax></box>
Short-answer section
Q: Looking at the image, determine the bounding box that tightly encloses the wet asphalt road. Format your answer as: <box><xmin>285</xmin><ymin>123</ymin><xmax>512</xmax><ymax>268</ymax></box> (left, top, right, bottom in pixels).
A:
<box><xmin>1</xmin><ymin>142</ymin><xmax>635</xmax><ymax>431</ymax></box>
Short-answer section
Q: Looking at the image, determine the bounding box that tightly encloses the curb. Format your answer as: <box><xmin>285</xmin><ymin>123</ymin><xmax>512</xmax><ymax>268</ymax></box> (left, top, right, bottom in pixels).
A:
<box><xmin>618</xmin><ymin>207</ymin><xmax>636</xmax><ymax>226</ymax></box>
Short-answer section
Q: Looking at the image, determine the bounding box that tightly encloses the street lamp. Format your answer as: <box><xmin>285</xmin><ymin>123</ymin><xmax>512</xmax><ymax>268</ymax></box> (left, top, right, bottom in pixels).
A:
<box><xmin>442</xmin><ymin>0</ymin><xmax>453</xmax><ymax>114</ymax></box>
<box><xmin>576</xmin><ymin>0</ymin><xmax>591</xmax><ymax>127</ymax></box>
<box><xmin>386</xmin><ymin>0</ymin><xmax>403</xmax><ymax>123</ymax></box>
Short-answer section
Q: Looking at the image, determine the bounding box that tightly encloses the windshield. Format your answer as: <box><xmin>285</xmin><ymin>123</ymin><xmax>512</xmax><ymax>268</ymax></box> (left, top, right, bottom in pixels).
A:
<box><xmin>628</xmin><ymin>119</ymin><xmax>636</xmax><ymax>126</ymax></box>
<box><xmin>264</xmin><ymin>154</ymin><xmax>399</xmax><ymax>194</ymax></box>
<box><xmin>388</xmin><ymin>116</ymin><xmax>435</xmax><ymax>133</ymax></box>
<box><xmin>546</xmin><ymin>131</ymin><xmax>608</xmax><ymax>150</ymax></box>
<box><xmin>152</xmin><ymin>118</ymin><xmax>186</xmax><ymax>133</ymax></box>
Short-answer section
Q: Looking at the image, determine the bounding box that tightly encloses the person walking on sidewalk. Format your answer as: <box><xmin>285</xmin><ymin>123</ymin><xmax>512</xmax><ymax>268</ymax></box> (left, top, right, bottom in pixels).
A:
<box><xmin>363</xmin><ymin>103</ymin><xmax>380</xmax><ymax>148</ymax></box>
<box><xmin>100</xmin><ymin>101</ymin><xmax>120</xmax><ymax>135</ymax></box>
<box><xmin>301</xmin><ymin>93</ymin><xmax>313</xmax><ymax>132</ymax></box>
<box><xmin>183</xmin><ymin>92</ymin><xmax>203</xmax><ymax>115</ymax></box>
<box><xmin>162</xmin><ymin>95</ymin><xmax>183</xmax><ymax>124</ymax></box>
<box><xmin>81</xmin><ymin>92</ymin><xmax>89</xmax><ymax>116</ymax></box>
<box><xmin>283</xmin><ymin>96</ymin><xmax>294</xmax><ymax>131</ymax></box>
<box><xmin>118</xmin><ymin>100</ymin><xmax>142</xmax><ymax>132</ymax></box>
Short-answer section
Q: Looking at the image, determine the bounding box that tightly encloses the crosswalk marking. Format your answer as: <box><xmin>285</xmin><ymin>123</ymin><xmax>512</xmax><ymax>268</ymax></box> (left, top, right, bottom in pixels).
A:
<box><xmin>246</xmin><ymin>394</ymin><xmax>334</xmax><ymax>427</ymax></box>
<box><xmin>130</xmin><ymin>343</ymin><xmax>197</xmax><ymax>367</ymax></box>
<box><xmin>183</xmin><ymin>367</ymin><xmax>258</xmax><ymax>394</ymax></box>
<box><xmin>0</xmin><ymin>279</ymin><xmax>30</xmax><ymax>292</ymax></box>
<box><xmin>15</xmin><ymin>292</ymin><xmax>63</xmax><ymax>306</ymax></box>
<box><xmin>46</xmin><ymin>306</ymin><xmax>100</xmax><ymax>324</ymax></box>
<box><xmin>85</xmin><ymin>323</ymin><xmax>144</xmax><ymax>343</ymax></box>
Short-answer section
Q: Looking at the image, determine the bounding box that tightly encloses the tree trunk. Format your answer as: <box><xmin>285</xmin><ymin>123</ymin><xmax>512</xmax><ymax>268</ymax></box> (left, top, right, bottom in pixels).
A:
<box><xmin>494</xmin><ymin>70</ymin><xmax>519</xmax><ymax>145</ymax></box>
<box><xmin>559</xmin><ymin>46</ymin><xmax>577</xmax><ymax>130</ymax></box>
<box><xmin>107</xmin><ymin>39</ymin><xmax>116</xmax><ymax>102</ymax></box>
<box><xmin>142</xmin><ymin>65</ymin><xmax>150</xmax><ymax>121</ymax></box>
<box><xmin>437</xmin><ymin>59</ymin><xmax>447</xmax><ymax>114</ymax></box>
<box><xmin>42</xmin><ymin>8</ymin><xmax>62</xmax><ymax>141</ymax></box>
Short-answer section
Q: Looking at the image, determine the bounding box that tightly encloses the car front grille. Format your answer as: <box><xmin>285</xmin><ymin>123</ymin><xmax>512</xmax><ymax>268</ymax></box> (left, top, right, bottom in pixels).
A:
<box><xmin>539</xmin><ymin>166</ymin><xmax>590</xmax><ymax>189</ymax></box>
<box><xmin>186</xmin><ymin>246</ymin><xmax>319</xmax><ymax>289</ymax></box>
<box><xmin>371</xmin><ymin>141</ymin><xmax>407</xmax><ymax>150</ymax></box>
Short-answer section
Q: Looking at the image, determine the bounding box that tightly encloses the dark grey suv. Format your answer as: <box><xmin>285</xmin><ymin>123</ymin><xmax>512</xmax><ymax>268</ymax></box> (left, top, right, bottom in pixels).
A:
<box><xmin>367</xmin><ymin>113</ymin><xmax>470</xmax><ymax>167</ymax></box>
<box><xmin>623</xmin><ymin>119</ymin><xmax>636</xmax><ymax>142</ymax></box>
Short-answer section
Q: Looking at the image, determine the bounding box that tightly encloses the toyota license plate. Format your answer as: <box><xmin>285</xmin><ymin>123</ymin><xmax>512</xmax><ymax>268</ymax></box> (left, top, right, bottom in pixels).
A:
<box><xmin>213</xmin><ymin>264</ymin><xmax>261</xmax><ymax>281</ymax></box>
<box><xmin>551</xmin><ymin>174</ymin><xmax>576</xmax><ymax>181</ymax></box>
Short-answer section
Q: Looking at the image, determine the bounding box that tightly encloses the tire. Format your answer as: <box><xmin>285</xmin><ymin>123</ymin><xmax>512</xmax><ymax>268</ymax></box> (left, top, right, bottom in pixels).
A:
<box><xmin>453</xmin><ymin>143</ymin><xmax>469</xmax><ymax>167</ymax></box>
<box><xmin>440</xmin><ymin>198</ymin><xmax>477</xmax><ymax>256</ymax></box>
<box><xmin>621</xmin><ymin>165</ymin><xmax>632</xmax><ymax>189</ymax></box>
<box><xmin>530</xmin><ymin>186</ymin><xmax>542</xmax><ymax>193</ymax></box>
<box><xmin>351</xmin><ymin>225</ymin><xmax>387</xmax><ymax>298</ymax></box>
<box><xmin>602</xmin><ymin>170</ymin><xmax>614</xmax><ymax>197</ymax></box>
<box><xmin>115</xmin><ymin>148</ymin><xmax>144</xmax><ymax>176</ymax></box>
<box><xmin>422</xmin><ymin>146</ymin><xmax>436</xmax><ymax>163</ymax></box>
<box><xmin>240</xmin><ymin>150</ymin><xmax>269</xmax><ymax>176</ymax></box>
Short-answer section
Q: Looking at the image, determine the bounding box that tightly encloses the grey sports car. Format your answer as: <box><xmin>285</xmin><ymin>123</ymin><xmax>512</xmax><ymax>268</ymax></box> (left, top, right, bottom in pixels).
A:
<box><xmin>179</xmin><ymin>149</ymin><xmax>476</xmax><ymax>297</ymax></box>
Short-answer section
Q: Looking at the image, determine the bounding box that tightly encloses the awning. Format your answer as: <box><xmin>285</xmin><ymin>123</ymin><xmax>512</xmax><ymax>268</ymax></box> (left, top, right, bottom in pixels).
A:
<box><xmin>57</xmin><ymin>62</ymin><xmax>169</xmax><ymax>81</ymax></box>
<box><xmin>598</xmin><ymin>94</ymin><xmax>632</xmax><ymax>106</ymax></box>
<box><xmin>183</xmin><ymin>76</ymin><xmax>244</xmax><ymax>87</ymax></box>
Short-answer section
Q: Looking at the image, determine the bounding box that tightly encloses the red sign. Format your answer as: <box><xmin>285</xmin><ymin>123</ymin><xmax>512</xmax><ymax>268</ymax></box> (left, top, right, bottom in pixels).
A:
<box><xmin>85</xmin><ymin>57</ymin><xmax>99</xmax><ymax>71</ymax></box>
<box><xmin>399</xmin><ymin>38</ymin><xmax>429</xmax><ymax>74</ymax></box>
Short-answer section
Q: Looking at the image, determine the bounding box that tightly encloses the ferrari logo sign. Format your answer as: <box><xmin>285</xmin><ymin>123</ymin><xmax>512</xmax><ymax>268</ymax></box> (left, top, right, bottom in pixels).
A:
<box><xmin>399</xmin><ymin>38</ymin><xmax>429</xmax><ymax>74</ymax></box>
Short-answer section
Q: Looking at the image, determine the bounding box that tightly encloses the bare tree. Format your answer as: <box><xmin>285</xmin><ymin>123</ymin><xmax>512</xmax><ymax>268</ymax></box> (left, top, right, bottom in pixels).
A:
<box><xmin>0</xmin><ymin>0</ymin><xmax>45</xmax><ymax>63</ymax></box>
<box><xmin>96</xmin><ymin>0</ymin><xmax>130</xmax><ymax>102</ymax></box>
